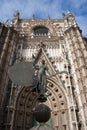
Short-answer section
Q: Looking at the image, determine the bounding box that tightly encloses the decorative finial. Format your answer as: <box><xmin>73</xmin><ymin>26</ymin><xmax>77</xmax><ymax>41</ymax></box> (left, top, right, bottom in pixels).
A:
<box><xmin>14</xmin><ymin>11</ymin><xmax>20</xmax><ymax>17</ymax></box>
<box><xmin>48</xmin><ymin>15</ymin><xmax>50</xmax><ymax>20</ymax></box>
<box><xmin>32</xmin><ymin>14</ymin><xmax>35</xmax><ymax>20</ymax></box>
<box><xmin>62</xmin><ymin>13</ymin><xmax>65</xmax><ymax>17</ymax></box>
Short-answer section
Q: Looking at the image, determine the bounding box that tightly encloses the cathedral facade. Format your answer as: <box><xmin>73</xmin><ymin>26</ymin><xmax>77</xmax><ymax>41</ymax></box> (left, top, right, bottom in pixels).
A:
<box><xmin>0</xmin><ymin>12</ymin><xmax>87</xmax><ymax>130</ymax></box>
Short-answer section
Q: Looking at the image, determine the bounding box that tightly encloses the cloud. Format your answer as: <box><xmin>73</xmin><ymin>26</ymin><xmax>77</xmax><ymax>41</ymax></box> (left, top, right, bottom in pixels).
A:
<box><xmin>0</xmin><ymin>0</ymin><xmax>63</xmax><ymax>20</ymax></box>
<box><xmin>69</xmin><ymin>0</ymin><xmax>87</xmax><ymax>9</ymax></box>
<box><xmin>19</xmin><ymin>0</ymin><xmax>62</xmax><ymax>18</ymax></box>
<box><xmin>0</xmin><ymin>0</ymin><xmax>87</xmax><ymax>36</ymax></box>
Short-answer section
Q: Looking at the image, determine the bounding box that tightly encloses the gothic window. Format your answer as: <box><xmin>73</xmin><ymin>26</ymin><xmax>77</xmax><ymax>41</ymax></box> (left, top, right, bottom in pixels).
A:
<box><xmin>33</xmin><ymin>26</ymin><xmax>49</xmax><ymax>35</ymax></box>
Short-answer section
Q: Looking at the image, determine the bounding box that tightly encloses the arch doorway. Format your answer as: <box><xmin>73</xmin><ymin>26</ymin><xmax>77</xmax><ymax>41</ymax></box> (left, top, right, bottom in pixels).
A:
<box><xmin>13</xmin><ymin>79</ymin><xmax>70</xmax><ymax>130</ymax></box>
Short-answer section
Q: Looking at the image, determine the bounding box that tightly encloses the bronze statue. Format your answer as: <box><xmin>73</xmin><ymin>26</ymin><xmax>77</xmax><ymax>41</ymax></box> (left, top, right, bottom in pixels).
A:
<box><xmin>35</xmin><ymin>60</ymin><xmax>48</xmax><ymax>95</ymax></box>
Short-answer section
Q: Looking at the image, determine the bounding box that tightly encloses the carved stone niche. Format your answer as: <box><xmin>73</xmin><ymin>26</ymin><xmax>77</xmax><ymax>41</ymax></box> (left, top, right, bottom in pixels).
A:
<box><xmin>61</xmin><ymin>111</ymin><xmax>67</xmax><ymax>125</ymax></box>
<box><xmin>48</xmin><ymin>83</ymin><xmax>54</xmax><ymax>88</ymax></box>
<box><xmin>54</xmin><ymin>87</ymin><xmax>59</xmax><ymax>93</ymax></box>
<box><xmin>54</xmin><ymin>103</ymin><xmax>57</xmax><ymax>108</ymax></box>
<box><xmin>52</xmin><ymin>112</ymin><xmax>58</xmax><ymax>127</ymax></box>
<box><xmin>51</xmin><ymin>96</ymin><xmax>56</xmax><ymax>102</ymax></box>
<box><xmin>60</xmin><ymin>101</ymin><xmax>65</xmax><ymax>109</ymax></box>
<box><xmin>58</xmin><ymin>94</ymin><xmax>62</xmax><ymax>99</ymax></box>
<box><xmin>71</xmin><ymin>108</ymin><xmax>76</xmax><ymax>121</ymax></box>
<box><xmin>46</xmin><ymin>91</ymin><xmax>52</xmax><ymax>96</ymax></box>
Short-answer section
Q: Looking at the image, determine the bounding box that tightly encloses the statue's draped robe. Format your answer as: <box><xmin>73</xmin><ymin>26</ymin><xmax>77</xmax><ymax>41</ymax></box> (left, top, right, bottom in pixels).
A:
<box><xmin>35</xmin><ymin>64</ymin><xmax>47</xmax><ymax>95</ymax></box>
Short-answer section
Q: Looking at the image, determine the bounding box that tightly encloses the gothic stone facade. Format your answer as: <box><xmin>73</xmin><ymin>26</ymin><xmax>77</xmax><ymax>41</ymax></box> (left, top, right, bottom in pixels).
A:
<box><xmin>0</xmin><ymin>12</ymin><xmax>87</xmax><ymax>130</ymax></box>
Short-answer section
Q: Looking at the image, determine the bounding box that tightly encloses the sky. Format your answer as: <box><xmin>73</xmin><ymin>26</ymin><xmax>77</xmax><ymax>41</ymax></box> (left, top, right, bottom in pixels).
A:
<box><xmin>0</xmin><ymin>0</ymin><xmax>87</xmax><ymax>37</ymax></box>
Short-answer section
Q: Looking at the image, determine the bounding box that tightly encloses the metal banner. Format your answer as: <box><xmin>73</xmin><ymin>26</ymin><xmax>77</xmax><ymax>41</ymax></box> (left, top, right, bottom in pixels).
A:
<box><xmin>8</xmin><ymin>61</ymin><xmax>34</xmax><ymax>86</ymax></box>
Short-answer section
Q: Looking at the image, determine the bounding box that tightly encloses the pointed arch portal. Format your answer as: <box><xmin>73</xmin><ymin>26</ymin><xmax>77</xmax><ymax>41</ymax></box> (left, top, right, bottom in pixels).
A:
<box><xmin>13</xmin><ymin>79</ymin><xmax>70</xmax><ymax>130</ymax></box>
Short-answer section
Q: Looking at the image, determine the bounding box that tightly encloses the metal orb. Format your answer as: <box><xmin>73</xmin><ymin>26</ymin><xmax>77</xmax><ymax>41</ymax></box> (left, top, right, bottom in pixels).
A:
<box><xmin>34</xmin><ymin>104</ymin><xmax>51</xmax><ymax>123</ymax></box>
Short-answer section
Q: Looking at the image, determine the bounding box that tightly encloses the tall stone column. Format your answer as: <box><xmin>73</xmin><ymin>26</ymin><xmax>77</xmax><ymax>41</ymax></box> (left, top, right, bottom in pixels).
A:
<box><xmin>0</xmin><ymin>26</ymin><xmax>17</xmax><ymax>130</ymax></box>
<box><xmin>64</xmin><ymin>26</ymin><xmax>87</xmax><ymax>130</ymax></box>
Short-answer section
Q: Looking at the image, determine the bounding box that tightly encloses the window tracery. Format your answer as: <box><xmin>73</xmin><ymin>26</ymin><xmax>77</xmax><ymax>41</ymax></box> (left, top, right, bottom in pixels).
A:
<box><xmin>33</xmin><ymin>26</ymin><xmax>49</xmax><ymax>35</ymax></box>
